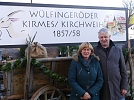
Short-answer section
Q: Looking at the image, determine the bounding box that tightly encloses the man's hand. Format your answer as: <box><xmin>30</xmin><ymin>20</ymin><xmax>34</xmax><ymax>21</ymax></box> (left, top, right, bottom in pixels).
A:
<box><xmin>121</xmin><ymin>89</ymin><xmax>127</xmax><ymax>96</ymax></box>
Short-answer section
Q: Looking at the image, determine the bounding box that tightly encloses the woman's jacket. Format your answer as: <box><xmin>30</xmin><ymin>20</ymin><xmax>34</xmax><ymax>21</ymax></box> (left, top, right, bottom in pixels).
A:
<box><xmin>68</xmin><ymin>54</ymin><xmax>103</xmax><ymax>100</ymax></box>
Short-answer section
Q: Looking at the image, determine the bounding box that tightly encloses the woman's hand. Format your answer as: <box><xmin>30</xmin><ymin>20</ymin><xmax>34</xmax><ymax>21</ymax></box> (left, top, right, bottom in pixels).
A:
<box><xmin>81</xmin><ymin>92</ymin><xmax>91</xmax><ymax>99</ymax></box>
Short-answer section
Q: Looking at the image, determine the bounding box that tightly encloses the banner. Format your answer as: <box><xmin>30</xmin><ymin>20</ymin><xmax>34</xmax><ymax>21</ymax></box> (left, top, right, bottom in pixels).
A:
<box><xmin>0</xmin><ymin>2</ymin><xmax>128</xmax><ymax>46</ymax></box>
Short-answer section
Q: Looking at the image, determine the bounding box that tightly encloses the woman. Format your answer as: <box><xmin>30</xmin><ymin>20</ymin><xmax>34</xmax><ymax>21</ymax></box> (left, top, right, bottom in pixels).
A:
<box><xmin>68</xmin><ymin>42</ymin><xmax>103</xmax><ymax>100</ymax></box>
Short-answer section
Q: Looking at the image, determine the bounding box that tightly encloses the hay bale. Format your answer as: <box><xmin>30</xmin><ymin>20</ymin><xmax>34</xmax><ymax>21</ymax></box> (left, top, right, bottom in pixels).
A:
<box><xmin>46</xmin><ymin>47</ymin><xmax>60</xmax><ymax>58</ymax></box>
<box><xmin>2</xmin><ymin>48</ymin><xmax>21</xmax><ymax>60</ymax></box>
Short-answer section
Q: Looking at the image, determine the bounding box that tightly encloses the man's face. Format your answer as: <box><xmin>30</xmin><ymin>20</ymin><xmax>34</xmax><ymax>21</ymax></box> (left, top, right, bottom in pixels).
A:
<box><xmin>98</xmin><ymin>33</ymin><xmax>110</xmax><ymax>48</ymax></box>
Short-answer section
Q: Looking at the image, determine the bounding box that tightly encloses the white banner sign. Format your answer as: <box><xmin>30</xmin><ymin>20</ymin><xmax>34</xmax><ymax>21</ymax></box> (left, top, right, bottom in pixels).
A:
<box><xmin>0</xmin><ymin>2</ymin><xmax>128</xmax><ymax>46</ymax></box>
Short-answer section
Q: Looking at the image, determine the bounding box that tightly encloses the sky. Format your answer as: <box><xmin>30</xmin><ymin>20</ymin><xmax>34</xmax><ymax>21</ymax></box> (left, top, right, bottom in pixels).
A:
<box><xmin>0</xmin><ymin>0</ymin><xmax>124</xmax><ymax>7</ymax></box>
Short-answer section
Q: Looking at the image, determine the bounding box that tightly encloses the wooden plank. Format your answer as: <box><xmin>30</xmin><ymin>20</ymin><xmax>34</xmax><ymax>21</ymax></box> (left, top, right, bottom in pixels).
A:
<box><xmin>7</xmin><ymin>71</ymin><xmax>13</xmax><ymax>96</ymax></box>
<box><xmin>24</xmin><ymin>44</ymin><xmax>32</xmax><ymax>99</ymax></box>
<box><xmin>44</xmin><ymin>62</ymin><xmax>52</xmax><ymax>70</ymax></box>
<box><xmin>54</xmin><ymin>60</ymin><xmax>71</xmax><ymax>77</ymax></box>
<box><xmin>3</xmin><ymin>72</ymin><xmax>7</xmax><ymax>91</ymax></box>
<box><xmin>7</xmin><ymin>94</ymin><xmax>24</xmax><ymax>99</ymax></box>
<box><xmin>50</xmin><ymin>62</ymin><xmax>56</xmax><ymax>85</ymax></box>
<box><xmin>37</xmin><ymin>57</ymin><xmax>72</xmax><ymax>62</ymax></box>
<box><xmin>13</xmin><ymin>73</ymin><xmax>25</xmax><ymax>94</ymax></box>
<box><xmin>29</xmin><ymin>66</ymin><xmax>33</xmax><ymax>93</ymax></box>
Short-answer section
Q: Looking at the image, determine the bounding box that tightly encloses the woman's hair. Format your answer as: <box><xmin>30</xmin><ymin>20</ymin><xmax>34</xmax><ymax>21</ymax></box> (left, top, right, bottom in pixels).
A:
<box><xmin>77</xmin><ymin>42</ymin><xmax>94</xmax><ymax>55</ymax></box>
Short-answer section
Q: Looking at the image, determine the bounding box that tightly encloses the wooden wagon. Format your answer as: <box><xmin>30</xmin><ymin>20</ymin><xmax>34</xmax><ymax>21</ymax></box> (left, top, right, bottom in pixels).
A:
<box><xmin>0</xmin><ymin>57</ymin><xmax>72</xmax><ymax>100</ymax></box>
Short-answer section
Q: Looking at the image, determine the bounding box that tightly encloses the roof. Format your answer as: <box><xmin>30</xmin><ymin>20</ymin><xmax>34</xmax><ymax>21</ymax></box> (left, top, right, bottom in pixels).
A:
<box><xmin>128</xmin><ymin>24</ymin><xmax>134</xmax><ymax>28</ymax></box>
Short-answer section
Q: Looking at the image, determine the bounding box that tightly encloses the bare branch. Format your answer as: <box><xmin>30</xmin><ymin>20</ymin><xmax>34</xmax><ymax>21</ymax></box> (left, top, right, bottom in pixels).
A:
<box><xmin>25</xmin><ymin>32</ymin><xmax>37</xmax><ymax>45</ymax></box>
<box><xmin>122</xmin><ymin>0</ymin><xmax>134</xmax><ymax>21</ymax></box>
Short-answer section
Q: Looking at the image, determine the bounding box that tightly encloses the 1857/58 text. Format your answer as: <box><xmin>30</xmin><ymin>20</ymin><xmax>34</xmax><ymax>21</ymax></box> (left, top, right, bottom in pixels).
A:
<box><xmin>53</xmin><ymin>30</ymin><xmax>80</xmax><ymax>37</ymax></box>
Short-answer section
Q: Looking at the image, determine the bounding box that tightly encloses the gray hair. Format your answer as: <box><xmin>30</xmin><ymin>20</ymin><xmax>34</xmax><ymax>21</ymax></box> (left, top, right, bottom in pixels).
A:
<box><xmin>98</xmin><ymin>28</ymin><xmax>109</xmax><ymax>35</ymax></box>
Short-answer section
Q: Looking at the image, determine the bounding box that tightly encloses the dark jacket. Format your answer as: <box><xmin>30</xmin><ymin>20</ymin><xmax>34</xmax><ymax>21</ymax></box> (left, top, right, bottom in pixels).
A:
<box><xmin>68</xmin><ymin>54</ymin><xmax>103</xmax><ymax>100</ymax></box>
<box><xmin>94</xmin><ymin>40</ymin><xmax>128</xmax><ymax>100</ymax></box>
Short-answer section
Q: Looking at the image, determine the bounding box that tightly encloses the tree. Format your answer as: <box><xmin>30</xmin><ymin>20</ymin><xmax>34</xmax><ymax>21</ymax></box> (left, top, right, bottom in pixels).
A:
<box><xmin>123</xmin><ymin>0</ymin><xmax>134</xmax><ymax>24</ymax></box>
<box><xmin>129</xmin><ymin>14</ymin><xmax>134</xmax><ymax>24</ymax></box>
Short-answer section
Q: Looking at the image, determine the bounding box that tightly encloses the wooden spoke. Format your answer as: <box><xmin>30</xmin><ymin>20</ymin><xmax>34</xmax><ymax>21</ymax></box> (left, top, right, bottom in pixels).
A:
<box><xmin>31</xmin><ymin>85</ymin><xmax>66</xmax><ymax>100</ymax></box>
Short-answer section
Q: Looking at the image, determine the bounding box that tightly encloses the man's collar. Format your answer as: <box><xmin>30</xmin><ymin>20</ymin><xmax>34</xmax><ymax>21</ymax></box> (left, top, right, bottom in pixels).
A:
<box><xmin>97</xmin><ymin>40</ymin><xmax>115</xmax><ymax>49</ymax></box>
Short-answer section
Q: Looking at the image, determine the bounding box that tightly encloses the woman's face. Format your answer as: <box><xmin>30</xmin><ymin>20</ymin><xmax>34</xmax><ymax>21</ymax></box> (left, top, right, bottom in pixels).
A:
<box><xmin>81</xmin><ymin>47</ymin><xmax>91</xmax><ymax>60</ymax></box>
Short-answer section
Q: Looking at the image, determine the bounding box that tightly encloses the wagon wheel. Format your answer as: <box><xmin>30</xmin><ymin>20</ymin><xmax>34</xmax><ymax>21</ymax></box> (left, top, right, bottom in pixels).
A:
<box><xmin>125</xmin><ymin>52</ymin><xmax>133</xmax><ymax>98</ymax></box>
<box><xmin>31</xmin><ymin>85</ymin><xmax>66</xmax><ymax>100</ymax></box>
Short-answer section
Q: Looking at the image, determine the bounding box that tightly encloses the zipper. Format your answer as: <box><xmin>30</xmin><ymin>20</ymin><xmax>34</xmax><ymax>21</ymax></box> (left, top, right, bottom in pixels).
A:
<box><xmin>78</xmin><ymin>68</ymin><xmax>82</xmax><ymax>75</ymax></box>
<box><xmin>93</xmin><ymin>68</ymin><xmax>97</xmax><ymax>74</ymax></box>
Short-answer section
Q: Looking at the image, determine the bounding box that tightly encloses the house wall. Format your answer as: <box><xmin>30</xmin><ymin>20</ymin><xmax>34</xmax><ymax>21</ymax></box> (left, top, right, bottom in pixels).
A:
<box><xmin>128</xmin><ymin>25</ymin><xmax>134</xmax><ymax>39</ymax></box>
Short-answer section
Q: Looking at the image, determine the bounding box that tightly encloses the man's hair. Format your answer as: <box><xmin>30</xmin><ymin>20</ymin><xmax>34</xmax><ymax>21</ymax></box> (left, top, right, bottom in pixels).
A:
<box><xmin>98</xmin><ymin>28</ymin><xmax>109</xmax><ymax>35</ymax></box>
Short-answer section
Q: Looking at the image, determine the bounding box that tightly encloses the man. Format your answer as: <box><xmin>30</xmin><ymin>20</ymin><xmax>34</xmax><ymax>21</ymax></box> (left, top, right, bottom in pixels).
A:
<box><xmin>94</xmin><ymin>28</ymin><xmax>128</xmax><ymax>100</ymax></box>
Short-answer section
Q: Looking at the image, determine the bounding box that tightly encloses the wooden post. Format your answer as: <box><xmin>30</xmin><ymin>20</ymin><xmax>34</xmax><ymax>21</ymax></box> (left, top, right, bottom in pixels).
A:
<box><xmin>24</xmin><ymin>44</ymin><xmax>32</xmax><ymax>99</ymax></box>
<box><xmin>67</xmin><ymin>46</ymin><xmax>70</xmax><ymax>57</ymax></box>
<box><xmin>128</xmin><ymin>40</ymin><xmax>134</xmax><ymax>95</ymax></box>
